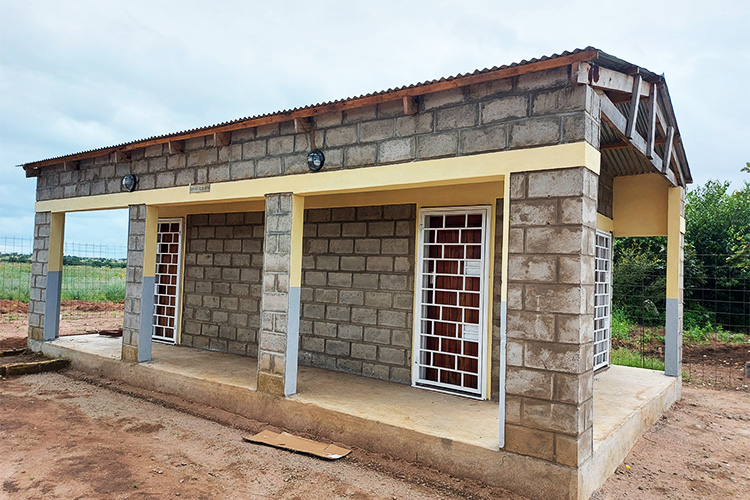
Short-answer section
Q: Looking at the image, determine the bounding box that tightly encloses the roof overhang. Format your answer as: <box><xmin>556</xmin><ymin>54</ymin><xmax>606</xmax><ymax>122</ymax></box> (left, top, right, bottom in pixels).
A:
<box><xmin>19</xmin><ymin>47</ymin><xmax>690</xmax><ymax>188</ymax></box>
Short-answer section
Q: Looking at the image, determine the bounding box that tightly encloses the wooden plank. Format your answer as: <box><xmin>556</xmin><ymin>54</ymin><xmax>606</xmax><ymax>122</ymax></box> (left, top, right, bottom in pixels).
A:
<box><xmin>625</xmin><ymin>75</ymin><xmax>642</xmax><ymax>140</ymax></box>
<box><xmin>168</xmin><ymin>140</ymin><xmax>184</xmax><ymax>154</ymax></box>
<box><xmin>23</xmin><ymin>49</ymin><xmax>600</xmax><ymax>170</ymax></box>
<box><xmin>646</xmin><ymin>84</ymin><xmax>658</xmax><ymax>159</ymax></box>
<box><xmin>214</xmin><ymin>131</ymin><xmax>231</xmax><ymax>147</ymax></box>
<box><xmin>599</xmin><ymin>91</ymin><xmax>628</xmax><ymax>135</ymax></box>
<box><xmin>573</xmin><ymin>62</ymin><xmax>651</xmax><ymax>97</ymax></box>
<box><xmin>662</xmin><ymin>126</ymin><xmax>675</xmax><ymax>174</ymax></box>
<box><xmin>601</xmin><ymin>138</ymin><xmax>666</xmax><ymax>151</ymax></box>
<box><xmin>403</xmin><ymin>96</ymin><xmax>418</xmax><ymax>115</ymax></box>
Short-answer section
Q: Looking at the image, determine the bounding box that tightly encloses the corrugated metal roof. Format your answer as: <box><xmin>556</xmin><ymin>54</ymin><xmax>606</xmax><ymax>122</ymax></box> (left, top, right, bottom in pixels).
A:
<box><xmin>21</xmin><ymin>47</ymin><xmax>600</xmax><ymax>168</ymax></box>
<box><xmin>20</xmin><ymin>45</ymin><xmax>691</xmax><ymax>185</ymax></box>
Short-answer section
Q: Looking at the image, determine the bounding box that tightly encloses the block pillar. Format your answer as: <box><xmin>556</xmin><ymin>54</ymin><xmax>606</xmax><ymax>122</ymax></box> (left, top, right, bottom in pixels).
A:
<box><xmin>665</xmin><ymin>186</ymin><xmax>685</xmax><ymax>377</ymax></box>
<box><xmin>257</xmin><ymin>193</ymin><xmax>304</xmax><ymax>397</ymax></box>
<box><xmin>503</xmin><ymin>167</ymin><xmax>597</xmax><ymax>469</ymax></box>
<box><xmin>28</xmin><ymin>211</ymin><xmax>64</xmax><ymax>343</ymax></box>
<box><xmin>122</xmin><ymin>204</ymin><xmax>158</xmax><ymax>362</ymax></box>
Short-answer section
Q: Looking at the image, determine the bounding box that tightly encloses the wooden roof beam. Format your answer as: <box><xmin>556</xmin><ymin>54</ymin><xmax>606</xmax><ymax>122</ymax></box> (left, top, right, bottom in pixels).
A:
<box><xmin>168</xmin><ymin>140</ymin><xmax>184</xmax><ymax>154</ymax></box>
<box><xmin>573</xmin><ymin>62</ymin><xmax>651</xmax><ymax>98</ymax></box>
<box><xmin>403</xmin><ymin>96</ymin><xmax>418</xmax><ymax>115</ymax></box>
<box><xmin>64</xmin><ymin>160</ymin><xmax>79</xmax><ymax>171</ymax></box>
<box><xmin>214</xmin><ymin>131</ymin><xmax>231</xmax><ymax>147</ymax></box>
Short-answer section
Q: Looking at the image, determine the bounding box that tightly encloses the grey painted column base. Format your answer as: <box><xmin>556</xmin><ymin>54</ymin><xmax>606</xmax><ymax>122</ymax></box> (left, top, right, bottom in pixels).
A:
<box><xmin>43</xmin><ymin>270</ymin><xmax>62</xmax><ymax>341</ymax></box>
<box><xmin>498</xmin><ymin>300</ymin><xmax>507</xmax><ymax>448</ymax></box>
<box><xmin>665</xmin><ymin>298</ymin><xmax>681</xmax><ymax>377</ymax></box>
<box><xmin>137</xmin><ymin>276</ymin><xmax>155</xmax><ymax>362</ymax></box>
<box><xmin>284</xmin><ymin>286</ymin><xmax>301</xmax><ymax>397</ymax></box>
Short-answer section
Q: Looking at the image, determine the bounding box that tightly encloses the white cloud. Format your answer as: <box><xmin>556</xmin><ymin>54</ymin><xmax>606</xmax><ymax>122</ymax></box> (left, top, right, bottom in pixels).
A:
<box><xmin>1</xmin><ymin>0</ymin><xmax>748</xmax><ymax>244</ymax></box>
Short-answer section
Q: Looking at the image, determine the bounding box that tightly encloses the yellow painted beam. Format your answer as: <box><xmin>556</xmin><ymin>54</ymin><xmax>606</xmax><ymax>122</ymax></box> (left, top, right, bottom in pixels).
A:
<box><xmin>289</xmin><ymin>195</ymin><xmax>305</xmax><ymax>288</ymax></box>
<box><xmin>48</xmin><ymin>212</ymin><xmax>65</xmax><ymax>272</ymax></box>
<box><xmin>36</xmin><ymin>142</ymin><xmax>598</xmax><ymax>214</ymax></box>
<box><xmin>142</xmin><ymin>206</ymin><xmax>159</xmax><ymax>278</ymax></box>
<box><xmin>666</xmin><ymin>187</ymin><xmax>685</xmax><ymax>299</ymax></box>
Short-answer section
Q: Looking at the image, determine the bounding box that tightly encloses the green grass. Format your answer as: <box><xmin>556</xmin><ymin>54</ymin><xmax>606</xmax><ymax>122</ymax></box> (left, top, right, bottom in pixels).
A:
<box><xmin>0</xmin><ymin>262</ymin><xmax>125</xmax><ymax>302</ymax></box>
<box><xmin>610</xmin><ymin>347</ymin><xmax>665</xmax><ymax>371</ymax></box>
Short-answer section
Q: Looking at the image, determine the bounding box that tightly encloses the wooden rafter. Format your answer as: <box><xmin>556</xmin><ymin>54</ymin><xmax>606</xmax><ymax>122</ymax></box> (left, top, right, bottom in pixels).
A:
<box><xmin>214</xmin><ymin>131</ymin><xmax>231</xmax><ymax>147</ymax></box>
<box><xmin>114</xmin><ymin>151</ymin><xmax>131</xmax><ymax>163</ymax></box>
<box><xmin>403</xmin><ymin>96</ymin><xmax>418</xmax><ymax>115</ymax></box>
<box><xmin>64</xmin><ymin>160</ymin><xmax>79</xmax><ymax>171</ymax></box>
<box><xmin>646</xmin><ymin>84</ymin><xmax>658</xmax><ymax>159</ymax></box>
<box><xmin>168</xmin><ymin>140</ymin><xmax>184</xmax><ymax>154</ymax></box>
<box><xmin>598</xmin><ymin>89</ymin><xmax>675</xmax><ymax>186</ymax></box>
<box><xmin>625</xmin><ymin>75</ymin><xmax>642</xmax><ymax>140</ymax></box>
<box><xmin>293</xmin><ymin>117</ymin><xmax>313</xmax><ymax>134</ymax></box>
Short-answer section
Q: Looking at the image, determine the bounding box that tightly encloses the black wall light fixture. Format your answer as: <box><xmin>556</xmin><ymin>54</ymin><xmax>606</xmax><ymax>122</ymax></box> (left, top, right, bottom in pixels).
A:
<box><xmin>307</xmin><ymin>150</ymin><xmax>325</xmax><ymax>172</ymax></box>
<box><xmin>122</xmin><ymin>174</ymin><xmax>138</xmax><ymax>192</ymax></box>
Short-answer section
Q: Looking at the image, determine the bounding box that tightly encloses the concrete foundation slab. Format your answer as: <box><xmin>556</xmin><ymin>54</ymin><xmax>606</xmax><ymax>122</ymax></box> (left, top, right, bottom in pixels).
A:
<box><xmin>32</xmin><ymin>336</ymin><xmax>679</xmax><ymax>500</ymax></box>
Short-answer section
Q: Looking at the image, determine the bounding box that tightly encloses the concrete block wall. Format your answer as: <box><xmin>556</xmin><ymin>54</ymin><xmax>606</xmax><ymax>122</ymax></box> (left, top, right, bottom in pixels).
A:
<box><xmin>181</xmin><ymin>212</ymin><xmax>264</xmax><ymax>356</ymax></box>
<box><xmin>27</xmin><ymin>212</ymin><xmax>50</xmax><ymax>341</ymax></box>
<box><xmin>122</xmin><ymin>205</ymin><xmax>146</xmax><ymax>362</ymax></box>
<box><xmin>33</xmin><ymin>67</ymin><xmax>599</xmax><ymax>203</ymax></box>
<box><xmin>299</xmin><ymin>204</ymin><xmax>416</xmax><ymax>384</ymax></box>
<box><xmin>504</xmin><ymin>167</ymin><xmax>597</xmax><ymax>468</ymax></box>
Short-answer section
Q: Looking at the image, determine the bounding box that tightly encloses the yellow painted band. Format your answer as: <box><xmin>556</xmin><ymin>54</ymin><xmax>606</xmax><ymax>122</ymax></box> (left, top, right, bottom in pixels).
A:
<box><xmin>47</xmin><ymin>212</ymin><xmax>65</xmax><ymax>272</ymax></box>
<box><xmin>142</xmin><ymin>206</ymin><xmax>159</xmax><ymax>278</ymax></box>
<box><xmin>596</xmin><ymin>214</ymin><xmax>614</xmax><ymax>233</ymax></box>
<box><xmin>35</xmin><ymin>142</ymin><xmax>598</xmax><ymax>214</ymax></box>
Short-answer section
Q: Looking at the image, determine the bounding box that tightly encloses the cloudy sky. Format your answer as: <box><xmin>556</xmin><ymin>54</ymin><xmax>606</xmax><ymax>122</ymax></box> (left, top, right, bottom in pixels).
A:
<box><xmin>1</xmin><ymin>0</ymin><xmax>748</xmax><ymax>251</ymax></box>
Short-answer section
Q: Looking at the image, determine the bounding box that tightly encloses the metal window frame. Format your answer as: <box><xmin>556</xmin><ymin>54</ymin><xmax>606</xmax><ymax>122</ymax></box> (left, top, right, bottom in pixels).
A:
<box><xmin>593</xmin><ymin>229</ymin><xmax>613</xmax><ymax>371</ymax></box>
<box><xmin>412</xmin><ymin>205</ymin><xmax>492</xmax><ymax>399</ymax></box>
<box><xmin>152</xmin><ymin>217</ymin><xmax>183</xmax><ymax>345</ymax></box>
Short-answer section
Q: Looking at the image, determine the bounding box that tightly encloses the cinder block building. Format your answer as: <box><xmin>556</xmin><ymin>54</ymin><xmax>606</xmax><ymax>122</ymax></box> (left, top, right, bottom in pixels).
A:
<box><xmin>22</xmin><ymin>47</ymin><xmax>690</xmax><ymax>500</ymax></box>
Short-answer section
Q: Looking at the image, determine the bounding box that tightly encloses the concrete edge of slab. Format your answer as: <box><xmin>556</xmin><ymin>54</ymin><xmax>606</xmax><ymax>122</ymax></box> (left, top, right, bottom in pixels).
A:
<box><xmin>578</xmin><ymin>375</ymin><xmax>680</xmax><ymax>499</ymax></box>
<box><xmin>31</xmin><ymin>339</ymin><xmax>578</xmax><ymax>500</ymax></box>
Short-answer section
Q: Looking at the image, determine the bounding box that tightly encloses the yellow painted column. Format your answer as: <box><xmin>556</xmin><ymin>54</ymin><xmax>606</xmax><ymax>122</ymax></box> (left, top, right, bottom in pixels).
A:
<box><xmin>665</xmin><ymin>186</ymin><xmax>685</xmax><ymax>377</ymax></box>
<box><xmin>257</xmin><ymin>193</ymin><xmax>305</xmax><ymax>396</ymax></box>
<box><xmin>43</xmin><ymin>212</ymin><xmax>65</xmax><ymax>341</ymax></box>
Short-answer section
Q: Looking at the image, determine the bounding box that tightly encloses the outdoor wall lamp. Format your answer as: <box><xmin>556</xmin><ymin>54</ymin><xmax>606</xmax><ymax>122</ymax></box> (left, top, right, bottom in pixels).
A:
<box><xmin>122</xmin><ymin>174</ymin><xmax>138</xmax><ymax>192</ymax></box>
<box><xmin>307</xmin><ymin>150</ymin><xmax>325</xmax><ymax>172</ymax></box>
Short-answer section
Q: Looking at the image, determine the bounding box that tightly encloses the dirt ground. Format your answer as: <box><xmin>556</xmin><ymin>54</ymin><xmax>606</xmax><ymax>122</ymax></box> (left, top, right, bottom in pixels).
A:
<box><xmin>1</xmin><ymin>302</ymin><xmax>749</xmax><ymax>499</ymax></box>
<box><xmin>0</xmin><ymin>299</ymin><xmax>123</xmax><ymax>350</ymax></box>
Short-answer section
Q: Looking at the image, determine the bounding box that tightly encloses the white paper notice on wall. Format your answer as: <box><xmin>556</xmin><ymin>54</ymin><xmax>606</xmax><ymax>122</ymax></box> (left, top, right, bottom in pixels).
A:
<box><xmin>465</xmin><ymin>260</ymin><xmax>482</xmax><ymax>276</ymax></box>
<box><xmin>463</xmin><ymin>324</ymin><xmax>480</xmax><ymax>341</ymax></box>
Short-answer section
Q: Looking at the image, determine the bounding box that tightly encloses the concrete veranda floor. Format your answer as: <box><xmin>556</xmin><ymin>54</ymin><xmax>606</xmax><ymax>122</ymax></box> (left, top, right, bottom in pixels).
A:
<box><xmin>33</xmin><ymin>334</ymin><xmax>679</xmax><ymax>500</ymax></box>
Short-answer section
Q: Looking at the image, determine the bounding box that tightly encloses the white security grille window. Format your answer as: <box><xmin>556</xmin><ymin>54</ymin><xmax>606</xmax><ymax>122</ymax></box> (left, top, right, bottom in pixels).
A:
<box><xmin>594</xmin><ymin>230</ymin><xmax>612</xmax><ymax>370</ymax></box>
<box><xmin>414</xmin><ymin>206</ymin><xmax>490</xmax><ymax>398</ymax></box>
<box><xmin>152</xmin><ymin>219</ymin><xmax>182</xmax><ymax>344</ymax></box>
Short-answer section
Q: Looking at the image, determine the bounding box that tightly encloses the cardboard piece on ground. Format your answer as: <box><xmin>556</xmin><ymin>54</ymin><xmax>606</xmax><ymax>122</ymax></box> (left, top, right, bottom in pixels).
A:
<box><xmin>244</xmin><ymin>430</ymin><xmax>351</xmax><ymax>460</ymax></box>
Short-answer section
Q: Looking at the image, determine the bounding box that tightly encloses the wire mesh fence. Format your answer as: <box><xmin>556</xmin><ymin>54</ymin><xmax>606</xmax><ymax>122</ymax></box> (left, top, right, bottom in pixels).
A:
<box><xmin>0</xmin><ymin>235</ymin><xmax>127</xmax><ymax>303</ymax></box>
<box><xmin>612</xmin><ymin>239</ymin><xmax>749</xmax><ymax>390</ymax></box>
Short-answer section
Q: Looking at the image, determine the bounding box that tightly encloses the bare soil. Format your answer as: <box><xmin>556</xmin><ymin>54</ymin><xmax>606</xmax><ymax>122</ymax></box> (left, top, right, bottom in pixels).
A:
<box><xmin>1</xmin><ymin>304</ymin><xmax>749</xmax><ymax>499</ymax></box>
<box><xmin>0</xmin><ymin>371</ymin><xmax>525</xmax><ymax>500</ymax></box>
<box><xmin>0</xmin><ymin>299</ymin><xmax>123</xmax><ymax>350</ymax></box>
